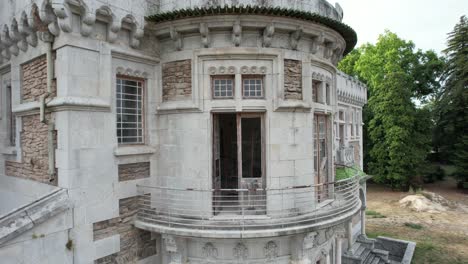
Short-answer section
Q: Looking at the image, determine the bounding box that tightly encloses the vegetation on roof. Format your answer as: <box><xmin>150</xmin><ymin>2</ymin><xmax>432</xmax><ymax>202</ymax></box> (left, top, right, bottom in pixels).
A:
<box><xmin>146</xmin><ymin>5</ymin><xmax>357</xmax><ymax>55</ymax></box>
<box><xmin>336</xmin><ymin>165</ymin><xmax>367</xmax><ymax>181</ymax></box>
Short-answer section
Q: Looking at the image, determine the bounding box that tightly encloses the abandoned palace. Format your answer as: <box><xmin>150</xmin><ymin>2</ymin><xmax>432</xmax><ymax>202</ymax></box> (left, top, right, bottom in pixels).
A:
<box><xmin>0</xmin><ymin>0</ymin><xmax>415</xmax><ymax>263</ymax></box>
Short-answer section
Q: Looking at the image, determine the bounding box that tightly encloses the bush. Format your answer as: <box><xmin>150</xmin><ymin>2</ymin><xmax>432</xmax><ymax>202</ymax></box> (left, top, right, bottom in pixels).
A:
<box><xmin>419</xmin><ymin>163</ymin><xmax>446</xmax><ymax>183</ymax></box>
<box><xmin>404</xmin><ymin>222</ymin><xmax>424</xmax><ymax>230</ymax></box>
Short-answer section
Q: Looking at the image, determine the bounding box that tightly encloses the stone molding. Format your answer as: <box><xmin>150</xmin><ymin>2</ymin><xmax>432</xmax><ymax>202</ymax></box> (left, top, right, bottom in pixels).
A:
<box><xmin>0</xmin><ymin>0</ymin><xmax>145</xmax><ymax>65</ymax></box>
<box><xmin>156</xmin><ymin>1</ymin><xmax>344</xmax><ymax>22</ymax></box>
<box><xmin>0</xmin><ymin>188</ymin><xmax>71</xmax><ymax>245</ymax></box>
<box><xmin>150</xmin><ymin>16</ymin><xmax>347</xmax><ymax>66</ymax></box>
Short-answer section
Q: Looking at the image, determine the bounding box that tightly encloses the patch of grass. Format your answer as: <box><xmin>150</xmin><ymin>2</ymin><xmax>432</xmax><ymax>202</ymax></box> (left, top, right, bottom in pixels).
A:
<box><xmin>404</xmin><ymin>222</ymin><xmax>424</xmax><ymax>230</ymax></box>
<box><xmin>365</xmin><ymin>210</ymin><xmax>386</xmax><ymax>218</ymax></box>
<box><xmin>365</xmin><ymin>230</ymin><xmax>393</xmax><ymax>239</ymax></box>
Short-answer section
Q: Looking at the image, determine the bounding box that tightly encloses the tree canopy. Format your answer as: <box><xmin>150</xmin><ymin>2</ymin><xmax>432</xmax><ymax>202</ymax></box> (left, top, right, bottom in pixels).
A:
<box><xmin>433</xmin><ymin>16</ymin><xmax>468</xmax><ymax>186</ymax></box>
<box><xmin>339</xmin><ymin>31</ymin><xmax>445</xmax><ymax>190</ymax></box>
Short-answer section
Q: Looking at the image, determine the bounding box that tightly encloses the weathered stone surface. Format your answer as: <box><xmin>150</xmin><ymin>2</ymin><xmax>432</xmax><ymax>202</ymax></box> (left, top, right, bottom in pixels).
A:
<box><xmin>21</xmin><ymin>55</ymin><xmax>56</xmax><ymax>103</ymax></box>
<box><xmin>162</xmin><ymin>60</ymin><xmax>192</xmax><ymax>101</ymax></box>
<box><xmin>118</xmin><ymin>162</ymin><xmax>150</xmax><ymax>182</ymax></box>
<box><xmin>284</xmin><ymin>59</ymin><xmax>302</xmax><ymax>100</ymax></box>
<box><xmin>5</xmin><ymin>114</ymin><xmax>57</xmax><ymax>185</ymax></box>
<box><xmin>94</xmin><ymin>197</ymin><xmax>157</xmax><ymax>263</ymax></box>
<box><xmin>351</xmin><ymin>141</ymin><xmax>361</xmax><ymax>166</ymax></box>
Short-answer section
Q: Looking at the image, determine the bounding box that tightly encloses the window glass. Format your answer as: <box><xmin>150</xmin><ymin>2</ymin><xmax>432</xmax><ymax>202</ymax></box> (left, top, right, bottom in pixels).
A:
<box><xmin>213</xmin><ymin>76</ymin><xmax>234</xmax><ymax>98</ymax></box>
<box><xmin>242</xmin><ymin>76</ymin><xmax>263</xmax><ymax>98</ymax></box>
<box><xmin>116</xmin><ymin>78</ymin><xmax>144</xmax><ymax>144</ymax></box>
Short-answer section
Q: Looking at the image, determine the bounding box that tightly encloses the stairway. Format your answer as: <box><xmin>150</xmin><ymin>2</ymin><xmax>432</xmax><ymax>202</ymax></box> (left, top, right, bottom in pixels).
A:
<box><xmin>342</xmin><ymin>236</ymin><xmax>390</xmax><ymax>264</ymax></box>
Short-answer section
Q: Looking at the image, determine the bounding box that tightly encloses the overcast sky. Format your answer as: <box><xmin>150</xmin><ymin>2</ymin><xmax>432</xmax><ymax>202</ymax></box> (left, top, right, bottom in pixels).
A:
<box><xmin>336</xmin><ymin>0</ymin><xmax>467</xmax><ymax>54</ymax></box>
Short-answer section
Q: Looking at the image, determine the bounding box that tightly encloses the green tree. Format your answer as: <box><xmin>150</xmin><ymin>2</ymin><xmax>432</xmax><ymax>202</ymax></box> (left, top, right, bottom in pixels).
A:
<box><xmin>433</xmin><ymin>16</ymin><xmax>468</xmax><ymax>186</ymax></box>
<box><xmin>339</xmin><ymin>31</ymin><xmax>444</xmax><ymax>190</ymax></box>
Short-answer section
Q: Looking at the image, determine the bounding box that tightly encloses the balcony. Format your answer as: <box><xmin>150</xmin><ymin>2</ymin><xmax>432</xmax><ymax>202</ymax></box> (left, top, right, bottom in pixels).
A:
<box><xmin>337</xmin><ymin>145</ymin><xmax>355</xmax><ymax>166</ymax></box>
<box><xmin>134</xmin><ymin>176</ymin><xmax>361</xmax><ymax>238</ymax></box>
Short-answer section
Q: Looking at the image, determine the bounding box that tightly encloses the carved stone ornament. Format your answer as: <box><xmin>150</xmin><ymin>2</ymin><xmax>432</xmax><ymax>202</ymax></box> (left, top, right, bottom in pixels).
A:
<box><xmin>0</xmin><ymin>0</ymin><xmax>145</xmax><ymax>64</ymax></box>
<box><xmin>232</xmin><ymin>19</ymin><xmax>242</xmax><ymax>47</ymax></box>
<box><xmin>233</xmin><ymin>242</ymin><xmax>248</xmax><ymax>260</ymax></box>
<box><xmin>116</xmin><ymin>66</ymin><xmax>149</xmax><ymax>79</ymax></box>
<box><xmin>202</xmin><ymin>242</ymin><xmax>218</xmax><ymax>259</ymax></box>
<box><xmin>303</xmin><ymin>232</ymin><xmax>317</xmax><ymax>250</ymax></box>
<box><xmin>163</xmin><ymin>234</ymin><xmax>177</xmax><ymax>253</ymax></box>
<box><xmin>264</xmin><ymin>241</ymin><xmax>279</xmax><ymax>260</ymax></box>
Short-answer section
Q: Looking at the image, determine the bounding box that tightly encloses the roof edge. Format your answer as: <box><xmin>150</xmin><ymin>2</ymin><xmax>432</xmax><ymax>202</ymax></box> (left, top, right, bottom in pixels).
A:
<box><xmin>145</xmin><ymin>5</ymin><xmax>357</xmax><ymax>55</ymax></box>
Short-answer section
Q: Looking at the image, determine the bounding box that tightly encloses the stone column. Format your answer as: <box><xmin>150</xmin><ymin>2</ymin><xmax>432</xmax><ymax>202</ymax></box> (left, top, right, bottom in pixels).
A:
<box><xmin>335</xmin><ymin>237</ymin><xmax>342</xmax><ymax>264</ymax></box>
<box><xmin>347</xmin><ymin>220</ymin><xmax>353</xmax><ymax>252</ymax></box>
<box><xmin>361</xmin><ymin>206</ymin><xmax>366</xmax><ymax>235</ymax></box>
<box><xmin>335</xmin><ymin>227</ymin><xmax>346</xmax><ymax>264</ymax></box>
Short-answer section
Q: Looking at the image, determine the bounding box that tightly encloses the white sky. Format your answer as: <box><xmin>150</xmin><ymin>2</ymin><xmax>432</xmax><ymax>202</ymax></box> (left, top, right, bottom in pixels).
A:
<box><xmin>336</xmin><ymin>0</ymin><xmax>468</xmax><ymax>54</ymax></box>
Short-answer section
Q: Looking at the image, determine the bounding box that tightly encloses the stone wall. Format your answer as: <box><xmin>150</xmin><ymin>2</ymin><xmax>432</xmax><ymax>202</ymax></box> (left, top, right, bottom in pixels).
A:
<box><xmin>93</xmin><ymin>197</ymin><xmax>157</xmax><ymax>263</ymax></box>
<box><xmin>351</xmin><ymin>141</ymin><xmax>361</xmax><ymax>166</ymax></box>
<box><xmin>5</xmin><ymin>114</ymin><xmax>57</xmax><ymax>185</ymax></box>
<box><xmin>21</xmin><ymin>55</ymin><xmax>56</xmax><ymax>102</ymax></box>
<box><xmin>284</xmin><ymin>59</ymin><xmax>302</xmax><ymax>100</ymax></box>
<box><xmin>118</xmin><ymin>162</ymin><xmax>150</xmax><ymax>182</ymax></box>
<box><xmin>162</xmin><ymin>60</ymin><xmax>192</xmax><ymax>101</ymax></box>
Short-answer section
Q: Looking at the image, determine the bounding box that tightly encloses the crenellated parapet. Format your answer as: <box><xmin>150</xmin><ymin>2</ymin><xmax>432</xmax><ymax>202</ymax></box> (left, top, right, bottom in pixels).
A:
<box><xmin>0</xmin><ymin>0</ymin><xmax>146</xmax><ymax>65</ymax></box>
<box><xmin>337</xmin><ymin>70</ymin><xmax>368</xmax><ymax>107</ymax></box>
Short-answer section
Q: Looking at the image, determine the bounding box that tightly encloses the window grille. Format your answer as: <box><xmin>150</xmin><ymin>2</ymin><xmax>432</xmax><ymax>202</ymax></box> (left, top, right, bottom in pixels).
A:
<box><xmin>116</xmin><ymin>78</ymin><xmax>144</xmax><ymax>144</ymax></box>
<box><xmin>242</xmin><ymin>76</ymin><xmax>264</xmax><ymax>98</ymax></box>
<box><xmin>212</xmin><ymin>76</ymin><xmax>234</xmax><ymax>98</ymax></box>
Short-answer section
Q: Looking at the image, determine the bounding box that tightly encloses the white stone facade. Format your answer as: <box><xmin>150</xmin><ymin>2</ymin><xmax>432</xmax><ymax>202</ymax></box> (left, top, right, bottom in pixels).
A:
<box><xmin>0</xmin><ymin>1</ymin><xmax>367</xmax><ymax>264</ymax></box>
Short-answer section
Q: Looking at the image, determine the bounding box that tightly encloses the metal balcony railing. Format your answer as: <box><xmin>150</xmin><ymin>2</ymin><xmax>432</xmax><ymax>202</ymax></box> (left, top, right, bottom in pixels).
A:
<box><xmin>135</xmin><ymin>176</ymin><xmax>360</xmax><ymax>234</ymax></box>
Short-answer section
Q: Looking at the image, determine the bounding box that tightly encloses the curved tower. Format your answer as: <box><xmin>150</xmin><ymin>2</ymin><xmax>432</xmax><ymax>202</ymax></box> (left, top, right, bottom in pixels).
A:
<box><xmin>136</xmin><ymin>1</ymin><xmax>364</xmax><ymax>263</ymax></box>
<box><xmin>0</xmin><ymin>0</ymin><xmax>383</xmax><ymax>263</ymax></box>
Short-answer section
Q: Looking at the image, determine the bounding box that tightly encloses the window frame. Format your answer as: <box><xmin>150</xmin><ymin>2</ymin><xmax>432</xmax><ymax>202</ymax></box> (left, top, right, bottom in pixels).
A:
<box><xmin>211</xmin><ymin>75</ymin><xmax>235</xmax><ymax>99</ymax></box>
<box><xmin>241</xmin><ymin>75</ymin><xmax>265</xmax><ymax>99</ymax></box>
<box><xmin>116</xmin><ymin>75</ymin><xmax>146</xmax><ymax>145</ymax></box>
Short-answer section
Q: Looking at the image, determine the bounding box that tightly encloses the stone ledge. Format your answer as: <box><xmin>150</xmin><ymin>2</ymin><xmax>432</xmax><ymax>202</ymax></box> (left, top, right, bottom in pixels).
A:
<box><xmin>0</xmin><ymin>188</ymin><xmax>71</xmax><ymax>245</ymax></box>
<box><xmin>12</xmin><ymin>97</ymin><xmax>111</xmax><ymax>116</ymax></box>
<box><xmin>274</xmin><ymin>99</ymin><xmax>311</xmax><ymax>111</ymax></box>
<box><xmin>114</xmin><ymin>146</ymin><xmax>157</xmax><ymax>157</ymax></box>
<box><xmin>1</xmin><ymin>146</ymin><xmax>17</xmax><ymax>156</ymax></box>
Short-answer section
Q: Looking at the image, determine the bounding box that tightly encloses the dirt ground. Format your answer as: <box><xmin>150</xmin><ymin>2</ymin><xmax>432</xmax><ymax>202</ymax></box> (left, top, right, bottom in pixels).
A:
<box><xmin>366</xmin><ymin>177</ymin><xmax>468</xmax><ymax>264</ymax></box>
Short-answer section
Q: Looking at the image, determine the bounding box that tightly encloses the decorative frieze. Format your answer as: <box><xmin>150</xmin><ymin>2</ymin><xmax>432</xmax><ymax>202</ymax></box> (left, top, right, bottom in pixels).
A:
<box><xmin>162</xmin><ymin>60</ymin><xmax>192</xmax><ymax>101</ymax></box>
<box><xmin>284</xmin><ymin>59</ymin><xmax>303</xmax><ymax>100</ymax></box>
<box><xmin>202</xmin><ymin>242</ymin><xmax>218</xmax><ymax>260</ymax></box>
<box><xmin>233</xmin><ymin>242</ymin><xmax>248</xmax><ymax>260</ymax></box>
<box><xmin>264</xmin><ymin>241</ymin><xmax>279</xmax><ymax>260</ymax></box>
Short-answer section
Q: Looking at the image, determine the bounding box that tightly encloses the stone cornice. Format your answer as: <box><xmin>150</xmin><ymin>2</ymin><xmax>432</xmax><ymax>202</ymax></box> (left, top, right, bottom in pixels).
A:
<box><xmin>146</xmin><ymin>5</ymin><xmax>357</xmax><ymax>55</ymax></box>
<box><xmin>0</xmin><ymin>188</ymin><xmax>71</xmax><ymax>245</ymax></box>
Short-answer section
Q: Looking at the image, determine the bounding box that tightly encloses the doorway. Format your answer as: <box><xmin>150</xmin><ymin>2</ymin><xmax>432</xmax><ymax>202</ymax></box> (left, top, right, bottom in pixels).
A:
<box><xmin>314</xmin><ymin>114</ymin><xmax>331</xmax><ymax>202</ymax></box>
<box><xmin>212</xmin><ymin>113</ymin><xmax>265</xmax><ymax>215</ymax></box>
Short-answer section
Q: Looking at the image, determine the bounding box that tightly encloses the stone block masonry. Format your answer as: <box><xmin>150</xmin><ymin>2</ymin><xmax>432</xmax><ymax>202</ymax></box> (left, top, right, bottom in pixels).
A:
<box><xmin>284</xmin><ymin>59</ymin><xmax>303</xmax><ymax>100</ymax></box>
<box><xmin>351</xmin><ymin>141</ymin><xmax>361</xmax><ymax>166</ymax></box>
<box><xmin>94</xmin><ymin>197</ymin><xmax>157</xmax><ymax>263</ymax></box>
<box><xmin>118</xmin><ymin>162</ymin><xmax>150</xmax><ymax>182</ymax></box>
<box><xmin>162</xmin><ymin>60</ymin><xmax>192</xmax><ymax>101</ymax></box>
<box><xmin>5</xmin><ymin>114</ymin><xmax>57</xmax><ymax>185</ymax></box>
<box><xmin>21</xmin><ymin>55</ymin><xmax>56</xmax><ymax>102</ymax></box>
